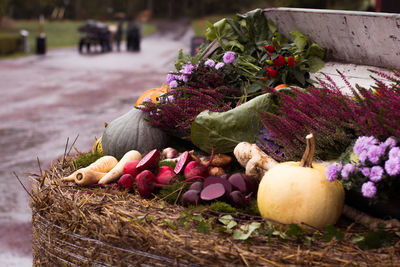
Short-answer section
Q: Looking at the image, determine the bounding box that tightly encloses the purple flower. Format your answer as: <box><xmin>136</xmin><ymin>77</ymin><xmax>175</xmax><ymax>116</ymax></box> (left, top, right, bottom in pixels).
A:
<box><xmin>325</xmin><ymin>163</ymin><xmax>342</xmax><ymax>181</ymax></box>
<box><xmin>381</xmin><ymin>137</ymin><xmax>397</xmax><ymax>150</ymax></box>
<box><xmin>369</xmin><ymin>166</ymin><xmax>384</xmax><ymax>182</ymax></box>
<box><xmin>223</xmin><ymin>51</ymin><xmax>235</xmax><ymax>64</ymax></box>
<box><xmin>341</xmin><ymin>163</ymin><xmax>355</xmax><ymax>179</ymax></box>
<box><xmin>204</xmin><ymin>59</ymin><xmax>215</xmax><ymax>67</ymax></box>
<box><xmin>367</xmin><ymin>145</ymin><xmax>384</xmax><ymax>164</ymax></box>
<box><xmin>388</xmin><ymin>147</ymin><xmax>400</xmax><ymax>160</ymax></box>
<box><xmin>353</xmin><ymin>136</ymin><xmax>378</xmax><ymax>156</ymax></box>
<box><xmin>166</xmin><ymin>73</ymin><xmax>175</xmax><ymax>84</ymax></box>
<box><xmin>167</xmin><ymin>95</ymin><xmax>175</xmax><ymax>102</ymax></box>
<box><xmin>180</xmin><ymin>63</ymin><xmax>195</xmax><ymax>75</ymax></box>
<box><xmin>215</xmin><ymin>62</ymin><xmax>225</xmax><ymax>70</ymax></box>
<box><xmin>384</xmin><ymin>157</ymin><xmax>400</xmax><ymax>176</ymax></box>
<box><xmin>360</xmin><ymin>167</ymin><xmax>370</xmax><ymax>177</ymax></box>
<box><xmin>169</xmin><ymin>80</ymin><xmax>178</xmax><ymax>88</ymax></box>
<box><xmin>361</xmin><ymin>181</ymin><xmax>376</xmax><ymax>198</ymax></box>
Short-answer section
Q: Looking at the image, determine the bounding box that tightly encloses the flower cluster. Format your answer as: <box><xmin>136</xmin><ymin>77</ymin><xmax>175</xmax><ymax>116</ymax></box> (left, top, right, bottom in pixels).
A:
<box><xmin>326</xmin><ymin>136</ymin><xmax>400</xmax><ymax>201</ymax></box>
<box><xmin>165</xmin><ymin>51</ymin><xmax>236</xmax><ymax>89</ymax></box>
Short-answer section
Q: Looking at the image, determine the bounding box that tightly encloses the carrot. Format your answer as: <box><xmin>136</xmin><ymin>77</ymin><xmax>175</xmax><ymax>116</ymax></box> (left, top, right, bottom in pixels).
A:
<box><xmin>98</xmin><ymin>150</ymin><xmax>142</xmax><ymax>184</ymax></box>
<box><xmin>61</xmin><ymin>155</ymin><xmax>118</xmax><ymax>184</ymax></box>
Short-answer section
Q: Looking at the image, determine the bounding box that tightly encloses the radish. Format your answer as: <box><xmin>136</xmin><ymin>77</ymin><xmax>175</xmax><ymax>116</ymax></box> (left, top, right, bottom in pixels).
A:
<box><xmin>183</xmin><ymin>147</ymin><xmax>214</xmax><ymax>179</ymax></box>
<box><xmin>136</xmin><ymin>149</ymin><xmax>160</xmax><ymax>171</ymax></box>
<box><xmin>118</xmin><ymin>174</ymin><xmax>135</xmax><ymax>191</ymax></box>
<box><xmin>123</xmin><ymin>160</ymin><xmax>140</xmax><ymax>177</ymax></box>
<box><xmin>136</xmin><ymin>170</ymin><xmax>156</xmax><ymax>198</ymax></box>
<box><xmin>200</xmin><ymin>183</ymin><xmax>226</xmax><ymax>201</ymax></box>
<box><xmin>155</xmin><ymin>166</ymin><xmax>176</xmax><ymax>185</ymax></box>
<box><xmin>174</xmin><ymin>151</ymin><xmax>192</xmax><ymax>174</ymax></box>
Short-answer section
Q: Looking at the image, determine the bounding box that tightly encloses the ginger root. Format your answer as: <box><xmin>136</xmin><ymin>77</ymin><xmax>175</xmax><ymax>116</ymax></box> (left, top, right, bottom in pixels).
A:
<box><xmin>234</xmin><ymin>142</ymin><xmax>278</xmax><ymax>180</ymax></box>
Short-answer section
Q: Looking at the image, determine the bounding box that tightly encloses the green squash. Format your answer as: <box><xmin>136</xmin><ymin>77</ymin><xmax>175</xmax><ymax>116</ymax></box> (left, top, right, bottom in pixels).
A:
<box><xmin>102</xmin><ymin>109</ymin><xmax>170</xmax><ymax>159</ymax></box>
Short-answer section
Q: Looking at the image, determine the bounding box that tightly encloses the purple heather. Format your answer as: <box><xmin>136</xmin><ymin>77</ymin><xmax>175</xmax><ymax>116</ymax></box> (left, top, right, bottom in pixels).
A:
<box><xmin>215</xmin><ymin>62</ymin><xmax>225</xmax><ymax>70</ymax></box>
<box><xmin>204</xmin><ymin>59</ymin><xmax>216</xmax><ymax>67</ymax></box>
<box><xmin>369</xmin><ymin>166</ymin><xmax>384</xmax><ymax>182</ymax></box>
<box><xmin>169</xmin><ymin>80</ymin><xmax>178</xmax><ymax>88</ymax></box>
<box><xmin>223</xmin><ymin>51</ymin><xmax>236</xmax><ymax>64</ymax></box>
<box><xmin>341</xmin><ymin>163</ymin><xmax>355</xmax><ymax>179</ymax></box>
<box><xmin>166</xmin><ymin>73</ymin><xmax>175</xmax><ymax>84</ymax></box>
<box><xmin>180</xmin><ymin>63</ymin><xmax>195</xmax><ymax>75</ymax></box>
<box><xmin>361</xmin><ymin>181</ymin><xmax>377</xmax><ymax>198</ymax></box>
<box><xmin>384</xmin><ymin>157</ymin><xmax>400</xmax><ymax>176</ymax></box>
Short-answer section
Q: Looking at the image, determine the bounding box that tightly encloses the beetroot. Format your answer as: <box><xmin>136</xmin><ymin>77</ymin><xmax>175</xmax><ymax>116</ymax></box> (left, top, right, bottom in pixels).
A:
<box><xmin>203</xmin><ymin>176</ymin><xmax>232</xmax><ymax>196</ymax></box>
<box><xmin>200</xmin><ymin>183</ymin><xmax>226</xmax><ymax>201</ymax></box>
<box><xmin>117</xmin><ymin>174</ymin><xmax>135</xmax><ymax>191</ymax></box>
<box><xmin>123</xmin><ymin>160</ymin><xmax>140</xmax><ymax>177</ymax></box>
<box><xmin>184</xmin><ymin>161</ymin><xmax>209</xmax><ymax>179</ymax></box>
<box><xmin>136</xmin><ymin>170</ymin><xmax>156</xmax><ymax>198</ymax></box>
<box><xmin>189</xmin><ymin>181</ymin><xmax>203</xmax><ymax>191</ymax></box>
<box><xmin>228</xmin><ymin>173</ymin><xmax>247</xmax><ymax>194</ymax></box>
<box><xmin>136</xmin><ymin>149</ymin><xmax>160</xmax><ymax>171</ymax></box>
<box><xmin>182</xmin><ymin>189</ymin><xmax>200</xmax><ymax>206</ymax></box>
<box><xmin>155</xmin><ymin>166</ymin><xmax>176</xmax><ymax>185</ymax></box>
<box><xmin>174</xmin><ymin>151</ymin><xmax>192</xmax><ymax>174</ymax></box>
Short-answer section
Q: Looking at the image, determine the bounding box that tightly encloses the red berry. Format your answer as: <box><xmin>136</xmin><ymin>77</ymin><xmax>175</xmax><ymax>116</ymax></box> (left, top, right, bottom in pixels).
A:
<box><xmin>287</xmin><ymin>56</ymin><xmax>295</xmax><ymax>67</ymax></box>
<box><xmin>264</xmin><ymin>45</ymin><xmax>275</xmax><ymax>53</ymax></box>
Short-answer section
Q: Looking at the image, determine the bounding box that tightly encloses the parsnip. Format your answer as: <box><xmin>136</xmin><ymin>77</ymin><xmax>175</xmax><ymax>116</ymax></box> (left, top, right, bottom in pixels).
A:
<box><xmin>74</xmin><ymin>169</ymin><xmax>107</xmax><ymax>186</ymax></box>
<box><xmin>98</xmin><ymin>150</ymin><xmax>142</xmax><ymax>184</ymax></box>
<box><xmin>234</xmin><ymin>142</ymin><xmax>278</xmax><ymax>180</ymax></box>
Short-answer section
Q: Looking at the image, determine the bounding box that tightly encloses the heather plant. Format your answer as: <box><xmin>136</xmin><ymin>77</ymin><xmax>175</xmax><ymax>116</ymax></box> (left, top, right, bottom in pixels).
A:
<box><xmin>259</xmin><ymin>70</ymin><xmax>400</xmax><ymax>161</ymax></box>
<box><xmin>326</xmin><ymin>136</ymin><xmax>400</xmax><ymax>203</ymax></box>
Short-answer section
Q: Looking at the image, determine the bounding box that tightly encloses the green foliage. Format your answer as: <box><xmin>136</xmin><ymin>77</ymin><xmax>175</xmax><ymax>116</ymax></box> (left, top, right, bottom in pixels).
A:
<box><xmin>157</xmin><ymin>181</ymin><xmax>189</xmax><ymax>205</ymax></box>
<box><xmin>322</xmin><ymin>225</ymin><xmax>345</xmax><ymax>242</ymax></box>
<box><xmin>158</xmin><ymin>160</ymin><xmax>177</xmax><ymax>169</ymax></box>
<box><xmin>352</xmin><ymin>230</ymin><xmax>395</xmax><ymax>250</ymax></box>
<box><xmin>209</xmin><ymin>202</ymin><xmax>238</xmax><ymax>213</ymax></box>
<box><xmin>73</xmin><ymin>151</ymin><xmax>105</xmax><ymax>169</ymax></box>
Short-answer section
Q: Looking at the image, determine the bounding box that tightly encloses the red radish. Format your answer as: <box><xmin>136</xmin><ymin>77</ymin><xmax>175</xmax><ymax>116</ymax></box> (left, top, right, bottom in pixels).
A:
<box><xmin>174</xmin><ymin>151</ymin><xmax>192</xmax><ymax>174</ymax></box>
<box><xmin>136</xmin><ymin>170</ymin><xmax>156</xmax><ymax>198</ymax></box>
<box><xmin>200</xmin><ymin>183</ymin><xmax>226</xmax><ymax>201</ymax></box>
<box><xmin>203</xmin><ymin>176</ymin><xmax>232</xmax><ymax>196</ymax></box>
<box><xmin>155</xmin><ymin>166</ymin><xmax>176</xmax><ymax>185</ymax></box>
<box><xmin>182</xmin><ymin>189</ymin><xmax>200</xmax><ymax>206</ymax></box>
<box><xmin>118</xmin><ymin>174</ymin><xmax>135</xmax><ymax>191</ymax></box>
<box><xmin>183</xmin><ymin>161</ymin><xmax>209</xmax><ymax>179</ymax></box>
<box><xmin>123</xmin><ymin>160</ymin><xmax>140</xmax><ymax>177</ymax></box>
<box><xmin>136</xmin><ymin>149</ymin><xmax>160</xmax><ymax>171</ymax></box>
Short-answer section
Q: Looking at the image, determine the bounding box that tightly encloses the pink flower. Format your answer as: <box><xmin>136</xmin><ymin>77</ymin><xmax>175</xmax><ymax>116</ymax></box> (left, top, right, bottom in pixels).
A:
<box><xmin>223</xmin><ymin>51</ymin><xmax>235</xmax><ymax>64</ymax></box>
<box><xmin>204</xmin><ymin>59</ymin><xmax>215</xmax><ymax>67</ymax></box>
<box><xmin>215</xmin><ymin>62</ymin><xmax>225</xmax><ymax>70</ymax></box>
<box><xmin>361</xmin><ymin>181</ymin><xmax>376</xmax><ymax>198</ymax></box>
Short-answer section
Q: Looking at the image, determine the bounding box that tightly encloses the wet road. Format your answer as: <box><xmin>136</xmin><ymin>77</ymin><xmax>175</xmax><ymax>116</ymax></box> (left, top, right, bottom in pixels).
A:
<box><xmin>0</xmin><ymin>23</ymin><xmax>192</xmax><ymax>265</ymax></box>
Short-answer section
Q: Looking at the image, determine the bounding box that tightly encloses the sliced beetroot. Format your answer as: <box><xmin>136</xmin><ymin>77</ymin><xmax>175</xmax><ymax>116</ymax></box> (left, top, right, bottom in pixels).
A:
<box><xmin>136</xmin><ymin>170</ymin><xmax>156</xmax><ymax>198</ymax></box>
<box><xmin>123</xmin><ymin>160</ymin><xmax>140</xmax><ymax>177</ymax></box>
<box><xmin>200</xmin><ymin>183</ymin><xmax>226</xmax><ymax>201</ymax></box>
<box><xmin>228</xmin><ymin>173</ymin><xmax>247</xmax><ymax>194</ymax></box>
<box><xmin>155</xmin><ymin>166</ymin><xmax>176</xmax><ymax>185</ymax></box>
<box><xmin>174</xmin><ymin>151</ymin><xmax>192</xmax><ymax>174</ymax></box>
<box><xmin>184</xmin><ymin>161</ymin><xmax>209</xmax><ymax>179</ymax></box>
<box><xmin>136</xmin><ymin>149</ymin><xmax>160</xmax><ymax>171</ymax></box>
<box><xmin>181</xmin><ymin>189</ymin><xmax>200</xmax><ymax>206</ymax></box>
<box><xmin>203</xmin><ymin>176</ymin><xmax>232</xmax><ymax>196</ymax></box>
<box><xmin>118</xmin><ymin>174</ymin><xmax>135</xmax><ymax>191</ymax></box>
<box><xmin>189</xmin><ymin>181</ymin><xmax>203</xmax><ymax>191</ymax></box>
<box><xmin>229</xmin><ymin>190</ymin><xmax>247</xmax><ymax>208</ymax></box>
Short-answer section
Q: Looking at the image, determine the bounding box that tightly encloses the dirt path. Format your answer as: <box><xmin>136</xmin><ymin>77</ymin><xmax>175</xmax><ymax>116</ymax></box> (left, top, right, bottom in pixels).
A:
<box><xmin>0</xmin><ymin>22</ymin><xmax>193</xmax><ymax>265</ymax></box>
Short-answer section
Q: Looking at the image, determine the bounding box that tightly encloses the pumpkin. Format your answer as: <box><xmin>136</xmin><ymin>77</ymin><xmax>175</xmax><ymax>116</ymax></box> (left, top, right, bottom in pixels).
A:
<box><xmin>101</xmin><ymin>108</ymin><xmax>170</xmax><ymax>159</ymax></box>
<box><xmin>134</xmin><ymin>84</ymin><xmax>169</xmax><ymax>107</ymax></box>
<box><xmin>257</xmin><ymin>133</ymin><xmax>344</xmax><ymax>229</ymax></box>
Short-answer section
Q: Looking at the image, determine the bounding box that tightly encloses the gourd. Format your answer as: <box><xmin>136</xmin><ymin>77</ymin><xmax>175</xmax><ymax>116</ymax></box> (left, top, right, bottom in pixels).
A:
<box><xmin>134</xmin><ymin>84</ymin><xmax>169</xmax><ymax>107</ymax></box>
<box><xmin>257</xmin><ymin>133</ymin><xmax>345</xmax><ymax>229</ymax></box>
<box><xmin>102</xmin><ymin>108</ymin><xmax>170</xmax><ymax>159</ymax></box>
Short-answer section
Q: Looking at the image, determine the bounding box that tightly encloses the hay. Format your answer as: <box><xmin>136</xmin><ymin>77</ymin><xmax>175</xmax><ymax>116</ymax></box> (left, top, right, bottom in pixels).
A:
<box><xmin>30</xmin><ymin>157</ymin><xmax>400</xmax><ymax>266</ymax></box>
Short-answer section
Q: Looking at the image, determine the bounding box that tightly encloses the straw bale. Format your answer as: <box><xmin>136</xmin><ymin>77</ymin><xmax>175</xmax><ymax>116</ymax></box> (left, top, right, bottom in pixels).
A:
<box><xmin>30</xmin><ymin>157</ymin><xmax>400</xmax><ymax>266</ymax></box>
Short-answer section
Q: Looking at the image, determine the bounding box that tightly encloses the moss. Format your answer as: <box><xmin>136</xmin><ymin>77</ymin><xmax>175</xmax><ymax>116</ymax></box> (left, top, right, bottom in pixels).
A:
<box><xmin>209</xmin><ymin>202</ymin><xmax>238</xmax><ymax>213</ymax></box>
<box><xmin>157</xmin><ymin>180</ymin><xmax>190</xmax><ymax>205</ymax></box>
<box><xmin>158</xmin><ymin>160</ymin><xmax>176</xmax><ymax>169</ymax></box>
<box><xmin>242</xmin><ymin>200</ymin><xmax>260</xmax><ymax>216</ymax></box>
<box><xmin>73</xmin><ymin>151</ymin><xmax>105</xmax><ymax>169</ymax></box>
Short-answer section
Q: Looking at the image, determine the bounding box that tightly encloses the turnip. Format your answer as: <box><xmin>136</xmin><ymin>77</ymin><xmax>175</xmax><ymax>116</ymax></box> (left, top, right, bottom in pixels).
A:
<box><xmin>136</xmin><ymin>170</ymin><xmax>156</xmax><ymax>198</ymax></box>
<box><xmin>118</xmin><ymin>174</ymin><xmax>135</xmax><ymax>191</ymax></box>
<box><xmin>136</xmin><ymin>149</ymin><xmax>160</xmax><ymax>171</ymax></box>
<box><xmin>155</xmin><ymin>166</ymin><xmax>176</xmax><ymax>185</ymax></box>
<box><xmin>174</xmin><ymin>151</ymin><xmax>192</xmax><ymax>174</ymax></box>
<box><xmin>200</xmin><ymin>183</ymin><xmax>226</xmax><ymax>201</ymax></box>
<box><xmin>123</xmin><ymin>160</ymin><xmax>140</xmax><ymax>177</ymax></box>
